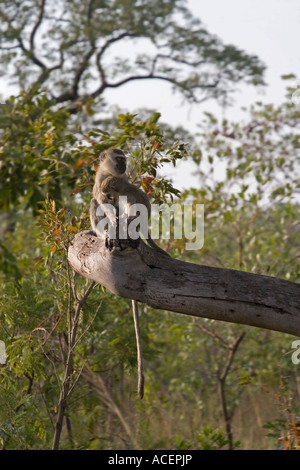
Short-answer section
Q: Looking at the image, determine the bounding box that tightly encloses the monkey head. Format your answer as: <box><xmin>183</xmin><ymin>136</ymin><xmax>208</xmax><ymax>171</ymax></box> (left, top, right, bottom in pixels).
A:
<box><xmin>99</xmin><ymin>148</ymin><xmax>127</xmax><ymax>176</ymax></box>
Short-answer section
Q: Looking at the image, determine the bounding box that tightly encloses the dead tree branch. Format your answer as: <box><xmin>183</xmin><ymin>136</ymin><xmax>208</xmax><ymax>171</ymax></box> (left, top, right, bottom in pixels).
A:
<box><xmin>67</xmin><ymin>232</ymin><xmax>300</xmax><ymax>337</ymax></box>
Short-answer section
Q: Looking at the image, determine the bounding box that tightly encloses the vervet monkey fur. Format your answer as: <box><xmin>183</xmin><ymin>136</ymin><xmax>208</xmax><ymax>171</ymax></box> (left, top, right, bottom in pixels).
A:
<box><xmin>90</xmin><ymin>148</ymin><xmax>170</xmax><ymax>257</ymax></box>
<box><xmin>90</xmin><ymin>148</ymin><xmax>169</xmax><ymax>398</ymax></box>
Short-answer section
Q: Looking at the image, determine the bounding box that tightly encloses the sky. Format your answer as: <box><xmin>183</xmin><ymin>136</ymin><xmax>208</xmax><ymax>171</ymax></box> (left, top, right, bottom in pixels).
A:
<box><xmin>1</xmin><ymin>0</ymin><xmax>300</xmax><ymax>188</ymax></box>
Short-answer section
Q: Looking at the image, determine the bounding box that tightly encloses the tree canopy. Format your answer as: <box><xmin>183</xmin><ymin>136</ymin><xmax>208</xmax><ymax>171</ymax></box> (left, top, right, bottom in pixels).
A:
<box><xmin>0</xmin><ymin>0</ymin><xmax>265</xmax><ymax>109</ymax></box>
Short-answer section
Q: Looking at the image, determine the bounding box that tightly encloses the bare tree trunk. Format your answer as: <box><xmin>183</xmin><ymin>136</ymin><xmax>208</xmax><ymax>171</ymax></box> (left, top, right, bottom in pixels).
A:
<box><xmin>68</xmin><ymin>232</ymin><xmax>300</xmax><ymax>337</ymax></box>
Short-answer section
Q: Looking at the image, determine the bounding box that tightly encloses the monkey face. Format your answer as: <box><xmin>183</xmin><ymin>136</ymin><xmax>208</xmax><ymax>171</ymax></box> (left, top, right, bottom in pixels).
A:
<box><xmin>99</xmin><ymin>148</ymin><xmax>127</xmax><ymax>176</ymax></box>
<box><xmin>112</xmin><ymin>149</ymin><xmax>127</xmax><ymax>174</ymax></box>
<box><xmin>115</xmin><ymin>156</ymin><xmax>126</xmax><ymax>174</ymax></box>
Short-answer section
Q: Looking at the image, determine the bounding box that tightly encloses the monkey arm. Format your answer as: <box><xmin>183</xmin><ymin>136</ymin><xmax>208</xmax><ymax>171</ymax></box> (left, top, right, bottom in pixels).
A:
<box><xmin>100</xmin><ymin>176</ymin><xmax>121</xmax><ymax>194</ymax></box>
<box><xmin>90</xmin><ymin>198</ymin><xmax>100</xmax><ymax>235</ymax></box>
<box><xmin>90</xmin><ymin>197</ymin><xmax>115</xmax><ymax>237</ymax></box>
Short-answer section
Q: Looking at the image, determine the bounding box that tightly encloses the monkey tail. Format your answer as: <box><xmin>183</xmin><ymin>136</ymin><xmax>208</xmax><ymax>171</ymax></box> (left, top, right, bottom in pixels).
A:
<box><xmin>147</xmin><ymin>236</ymin><xmax>171</xmax><ymax>258</ymax></box>
<box><xmin>132</xmin><ymin>299</ymin><xmax>144</xmax><ymax>399</ymax></box>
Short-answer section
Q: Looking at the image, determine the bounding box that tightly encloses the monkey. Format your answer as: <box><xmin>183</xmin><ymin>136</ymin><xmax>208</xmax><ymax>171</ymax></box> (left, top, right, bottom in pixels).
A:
<box><xmin>90</xmin><ymin>147</ymin><xmax>170</xmax><ymax>257</ymax></box>
<box><xmin>90</xmin><ymin>148</ymin><xmax>170</xmax><ymax>399</ymax></box>
<box><xmin>90</xmin><ymin>148</ymin><xmax>127</xmax><ymax>241</ymax></box>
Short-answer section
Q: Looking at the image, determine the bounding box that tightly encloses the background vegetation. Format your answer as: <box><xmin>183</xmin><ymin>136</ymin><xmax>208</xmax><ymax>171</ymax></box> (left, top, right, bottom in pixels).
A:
<box><xmin>0</xmin><ymin>0</ymin><xmax>299</xmax><ymax>450</ymax></box>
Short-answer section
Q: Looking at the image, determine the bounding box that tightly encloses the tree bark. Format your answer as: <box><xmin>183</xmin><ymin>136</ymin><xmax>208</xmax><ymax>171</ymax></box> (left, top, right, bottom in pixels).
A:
<box><xmin>67</xmin><ymin>232</ymin><xmax>300</xmax><ymax>337</ymax></box>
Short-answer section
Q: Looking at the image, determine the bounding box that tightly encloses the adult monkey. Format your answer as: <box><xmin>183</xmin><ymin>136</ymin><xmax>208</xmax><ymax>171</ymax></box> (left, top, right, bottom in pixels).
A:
<box><xmin>90</xmin><ymin>148</ymin><xmax>170</xmax><ymax>398</ymax></box>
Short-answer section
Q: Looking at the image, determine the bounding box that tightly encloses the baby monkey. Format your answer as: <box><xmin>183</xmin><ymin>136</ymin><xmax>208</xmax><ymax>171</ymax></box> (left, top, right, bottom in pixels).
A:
<box><xmin>90</xmin><ymin>148</ymin><xmax>169</xmax><ymax>399</ymax></box>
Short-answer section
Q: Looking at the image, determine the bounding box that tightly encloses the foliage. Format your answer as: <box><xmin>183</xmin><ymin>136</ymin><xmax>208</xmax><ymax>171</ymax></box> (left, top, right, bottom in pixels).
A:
<box><xmin>0</xmin><ymin>92</ymin><xmax>72</xmax><ymax>211</ymax></box>
<box><xmin>179</xmin><ymin>100</ymin><xmax>300</xmax><ymax>282</ymax></box>
<box><xmin>173</xmin><ymin>426</ymin><xmax>236</xmax><ymax>450</ymax></box>
<box><xmin>0</xmin><ymin>91</ymin><xmax>184</xmax><ymax>212</ymax></box>
<box><xmin>196</xmin><ymin>426</ymin><xmax>232</xmax><ymax>450</ymax></box>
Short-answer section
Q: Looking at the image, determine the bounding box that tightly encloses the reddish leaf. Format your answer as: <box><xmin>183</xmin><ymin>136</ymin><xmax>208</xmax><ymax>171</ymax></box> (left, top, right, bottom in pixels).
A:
<box><xmin>71</xmin><ymin>187</ymin><xmax>82</xmax><ymax>195</ymax></box>
<box><xmin>74</xmin><ymin>159</ymin><xmax>84</xmax><ymax>169</ymax></box>
<box><xmin>143</xmin><ymin>176</ymin><xmax>154</xmax><ymax>184</ymax></box>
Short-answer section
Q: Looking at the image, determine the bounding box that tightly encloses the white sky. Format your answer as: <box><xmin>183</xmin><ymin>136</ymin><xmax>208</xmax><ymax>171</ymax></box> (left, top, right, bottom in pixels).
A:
<box><xmin>1</xmin><ymin>0</ymin><xmax>300</xmax><ymax>189</ymax></box>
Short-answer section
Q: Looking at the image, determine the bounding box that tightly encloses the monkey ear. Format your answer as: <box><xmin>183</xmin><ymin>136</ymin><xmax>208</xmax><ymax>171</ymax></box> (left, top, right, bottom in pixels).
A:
<box><xmin>99</xmin><ymin>151</ymin><xmax>106</xmax><ymax>162</ymax></box>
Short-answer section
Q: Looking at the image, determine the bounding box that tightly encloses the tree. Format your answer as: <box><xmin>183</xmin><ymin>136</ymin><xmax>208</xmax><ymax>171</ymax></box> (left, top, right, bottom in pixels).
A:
<box><xmin>0</xmin><ymin>0</ymin><xmax>265</xmax><ymax>111</ymax></box>
<box><xmin>68</xmin><ymin>232</ymin><xmax>300</xmax><ymax>336</ymax></box>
